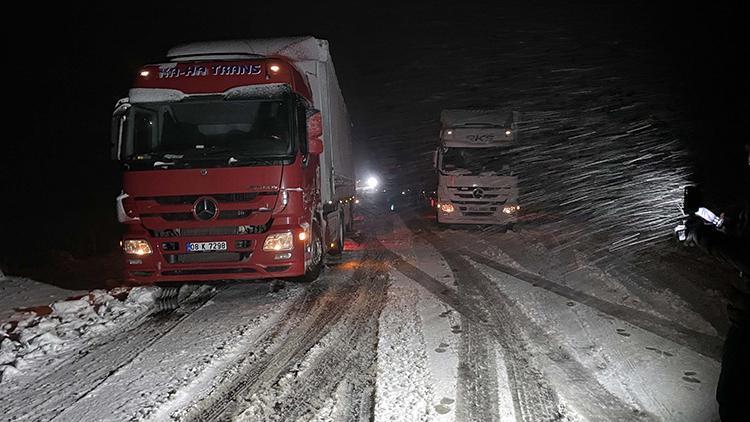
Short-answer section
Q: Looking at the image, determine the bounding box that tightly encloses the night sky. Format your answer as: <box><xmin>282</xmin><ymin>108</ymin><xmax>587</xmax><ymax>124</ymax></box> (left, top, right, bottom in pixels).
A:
<box><xmin>2</xmin><ymin>1</ymin><xmax>747</xmax><ymax>273</ymax></box>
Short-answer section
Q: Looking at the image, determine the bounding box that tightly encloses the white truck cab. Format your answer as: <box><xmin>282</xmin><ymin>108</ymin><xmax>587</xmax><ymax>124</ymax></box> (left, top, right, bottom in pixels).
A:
<box><xmin>434</xmin><ymin>109</ymin><xmax>520</xmax><ymax>227</ymax></box>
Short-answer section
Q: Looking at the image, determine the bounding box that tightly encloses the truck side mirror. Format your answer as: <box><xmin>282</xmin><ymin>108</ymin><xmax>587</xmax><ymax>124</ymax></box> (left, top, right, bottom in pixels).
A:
<box><xmin>110</xmin><ymin>100</ymin><xmax>131</xmax><ymax>160</ymax></box>
<box><xmin>307</xmin><ymin>110</ymin><xmax>324</xmax><ymax>155</ymax></box>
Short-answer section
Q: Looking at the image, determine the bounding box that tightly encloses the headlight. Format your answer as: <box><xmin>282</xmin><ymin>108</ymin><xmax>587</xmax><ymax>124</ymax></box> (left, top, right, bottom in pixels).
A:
<box><xmin>502</xmin><ymin>205</ymin><xmax>520</xmax><ymax>214</ymax></box>
<box><xmin>263</xmin><ymin>231</ymin><xmax>294</xmax><ymax>251</ymax></box>
<box><xmin>122</xmin><ymin>239</ymin><xmax>152</xmax><ymax>256</ymax></box>
<box><xmin>439</xmin><ymin>202</ymin><xmax>455</xmax><ymax>213</ymax></box>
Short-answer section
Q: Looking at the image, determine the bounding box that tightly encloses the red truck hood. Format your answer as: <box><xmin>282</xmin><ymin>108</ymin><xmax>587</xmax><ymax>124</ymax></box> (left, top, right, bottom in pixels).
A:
<box><xmin>123</xmin><ymin>166</ymin><xmax>283</xmax><ymax>230</ymax></box>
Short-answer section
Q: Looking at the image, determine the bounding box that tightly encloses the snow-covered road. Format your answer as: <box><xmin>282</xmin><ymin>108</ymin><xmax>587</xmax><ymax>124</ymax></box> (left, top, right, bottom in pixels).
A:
<box><xmin>1</xmin><ymin>205</ymin><xmax>727</xmax><ymax>421</ymax></box>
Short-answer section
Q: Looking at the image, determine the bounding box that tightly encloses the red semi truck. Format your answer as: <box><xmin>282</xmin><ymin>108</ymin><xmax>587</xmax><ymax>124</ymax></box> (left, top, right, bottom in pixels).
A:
<box><xmin>110</xmin><ymin>37</ymin><xmax>355</xmax><ymax>284</ymax></box>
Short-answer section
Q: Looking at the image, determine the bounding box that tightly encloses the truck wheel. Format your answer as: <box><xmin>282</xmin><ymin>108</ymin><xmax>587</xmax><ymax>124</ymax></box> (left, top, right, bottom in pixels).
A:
<box><xmin>328</xmin><ymin>213</ymin><xmax>345</xmax><ymax>255</ymax></box>
<box><xmin>436</xmin><ymin>212</ymin><xmax>447</xmax><ymax>228</ymax></box>
<box><xmin>295</xmin><ymin>223</ymin><xmax>323</xmax><ymax>283</ymax></box>
<box><xmin>346</xmin><ymin>202</ymin><xmax>355</xmax><ymax>232</ymax></box>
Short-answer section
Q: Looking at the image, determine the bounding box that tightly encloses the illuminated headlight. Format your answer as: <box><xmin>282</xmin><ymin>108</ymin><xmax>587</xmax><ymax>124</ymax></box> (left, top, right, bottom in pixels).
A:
<box><xmin>263</xmin><ymin>232</ymin><xmax>294</xmax><ymax>251</ymax></box>
<box><xmin>122</xmin><ymin>239</ymin><xmax>152</xmax><ymax>256</ymax></box>
<box><xmin>439</xmin><ymin>202</ymin><xmax>455</xmax><ymax>213</ymax></box>
<box><xmin>502</xmin><ymin>205</ymin><xmax>520</xmax><ymax>214</ymax></box>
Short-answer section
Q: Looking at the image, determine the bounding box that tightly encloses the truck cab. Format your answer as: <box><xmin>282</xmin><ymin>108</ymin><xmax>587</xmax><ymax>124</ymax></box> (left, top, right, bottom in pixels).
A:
<box><xmin>434</xmin><ymin>109</ymin><xmax>520</xmax><ymax>227</ymax></box>
<box><xmin>111</xmin><ymin>37</ymin><xmax>354</xmax><ymax>284</ymax></box>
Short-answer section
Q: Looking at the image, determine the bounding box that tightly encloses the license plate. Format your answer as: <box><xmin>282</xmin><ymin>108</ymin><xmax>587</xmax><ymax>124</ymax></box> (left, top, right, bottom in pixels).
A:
<box><xmin>467</xmin><ymin>207</ymin><xmax>485</xmax><ymax>212</ymax></box>
<box><xmin>186</xmin><ymin>241</ymin><xmax>227</xmax><ymax>252</ymax></box>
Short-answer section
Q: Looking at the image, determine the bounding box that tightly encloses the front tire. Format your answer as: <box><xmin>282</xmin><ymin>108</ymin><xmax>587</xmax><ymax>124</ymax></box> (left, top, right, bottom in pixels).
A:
<box><xmin>294</xmin><ymin>223</ymin><xmax>323</xmax><ymax>283</ymax></box>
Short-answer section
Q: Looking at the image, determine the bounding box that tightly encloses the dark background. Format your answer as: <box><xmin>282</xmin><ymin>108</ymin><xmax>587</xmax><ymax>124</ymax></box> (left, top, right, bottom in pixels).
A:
<box><xmin>2</xmin><ymin>1</ymin><xmax>747</xmax><ymax>278</ymax></box>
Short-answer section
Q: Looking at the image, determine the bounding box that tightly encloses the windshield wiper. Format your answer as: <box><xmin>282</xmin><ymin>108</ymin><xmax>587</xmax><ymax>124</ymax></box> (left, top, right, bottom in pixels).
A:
<box><xmin>227</xmin><ymin>154</ymin><xmax>286</xmax><ymax>166</ymax></box>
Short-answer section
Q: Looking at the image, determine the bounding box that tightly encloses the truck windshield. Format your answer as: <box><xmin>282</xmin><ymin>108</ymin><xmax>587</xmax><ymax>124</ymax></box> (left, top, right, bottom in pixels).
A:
<box><xmin>119</xmin><ymin>98</ymin><xmax>294</xmax><ymax>167</ymax></box>
<box><xmin>440</xmin><ymin>147</ymin><xmax>514</xmax><ymax>176</ymax></box>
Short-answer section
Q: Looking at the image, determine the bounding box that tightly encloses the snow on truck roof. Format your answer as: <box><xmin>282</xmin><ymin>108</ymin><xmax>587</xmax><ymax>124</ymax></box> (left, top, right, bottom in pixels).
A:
<box><xmin>167</xmin><ymin>36</ymin><xmax>330</xmax><ymax>62</ymax></box>
<box><xmin>440</xmin><ymin>109</ymin><xmax>512</xmax><ymax>128</ymax></box>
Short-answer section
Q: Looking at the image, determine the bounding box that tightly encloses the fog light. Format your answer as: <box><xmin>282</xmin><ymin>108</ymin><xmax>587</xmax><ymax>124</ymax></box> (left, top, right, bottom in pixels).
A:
<box><xmin>502</xmin><ymin>205</ymin><xmax>520</xmax><ymax>214</ymax></box>
<box><xmin>274</xmin><ymin>252</ymin><xmax>292</xmax><ymax>260</ymax></box>
<box><xmin>263</xmin><ymin>232</ymin><xmax>294</xmax><ymax>251</ymax></box>
<box><xmin>439</xmin><ymin>202</ymin><xmax>455</xmax><ymax>213</ymax></box>
<box><xmin>122</xmin><ymin>239</ymin><xmax>152</xmax><ymax>256</ymax></box>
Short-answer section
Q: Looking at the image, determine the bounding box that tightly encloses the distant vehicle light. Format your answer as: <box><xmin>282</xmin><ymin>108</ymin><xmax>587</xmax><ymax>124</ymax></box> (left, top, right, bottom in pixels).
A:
<box><xmin>439</xmin><ymin>203</ymin><xmax>455</xmax><ymax>213</ymax></box>
<box><xmin>367</xmin><ymin>176</ymin><xmax>379</xmax><ymax>189</ymax></box>
<box><xmin>447</xmin><ymin>130</ymin><xmax>453</xmax><ymax>135</ymax></box>
<box><xmin>355</xmin><ymin>199</ymin><xmax>360</xmax><ymax>204</ymax></box>
<box><xmin>401</xmin><ymin>191</ymin><xmax>406</xmax><ymax>195</ymax></box>
<box><xmin>505</xmin><ymin>130</ymin><xmax>512</xmax><ymax>136</ymax></box>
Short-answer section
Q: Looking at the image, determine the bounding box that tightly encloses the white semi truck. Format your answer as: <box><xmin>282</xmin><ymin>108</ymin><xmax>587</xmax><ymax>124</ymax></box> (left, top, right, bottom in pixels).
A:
<box><xmin>434</xmin><ymin>109</ymin><xmax>520</xmax><ymax>227</ymax></box>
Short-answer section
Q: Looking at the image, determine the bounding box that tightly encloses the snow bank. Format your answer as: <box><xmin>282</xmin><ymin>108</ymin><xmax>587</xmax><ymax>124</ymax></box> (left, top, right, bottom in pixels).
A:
<box><xmin>0</xmin><ymin>287</ymin><xmax>158</xmax><ymax>384</ymax></box>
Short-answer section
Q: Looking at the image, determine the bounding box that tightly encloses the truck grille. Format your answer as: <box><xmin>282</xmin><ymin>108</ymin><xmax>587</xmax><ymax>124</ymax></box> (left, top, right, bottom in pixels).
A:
<box><xmin>136</xmin><ymin>191</ymin><xmax>277</xmax><ymax>224</ymax></box>
<box><xmin>153</xmin><ymin>210</ymin><xmax>253</xmax><ymax>221</ymax></box>
<box><xmin>162</xmin><ymin>268</ymin><xmax>257</xmax><ymax>276</ymax></box>
<box><xmin>463</xmin><ymin>211</ymin><xmax>495</xmax><ymax>217</ymax></box>
<box><xmin>165</xmin><ymin>252</ymin><xmax>250</xmax><ymax>264</ymax></box>
<box><xmin>150</xmin><ymin>222</ymin><xmax>271</xmax><ymax>238</ymax></box>
<box><xmin>149</xmin><ymin>192</ymin><xmax>271</xmax><ymax>205</ymax></box>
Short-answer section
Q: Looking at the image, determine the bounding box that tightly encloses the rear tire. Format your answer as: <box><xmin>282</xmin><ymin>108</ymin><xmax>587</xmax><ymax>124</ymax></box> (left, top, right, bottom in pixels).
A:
<box><xmin>328</xmin><ymin>214</ymin><xmax>345</xmax><ymax>255</ymax></box>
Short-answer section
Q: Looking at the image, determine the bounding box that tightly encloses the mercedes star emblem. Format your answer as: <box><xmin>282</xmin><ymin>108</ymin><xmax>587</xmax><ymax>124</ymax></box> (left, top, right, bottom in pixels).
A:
<box><xmin>193</xmin><ymin>197</ymin><xmax>218</xmax><ymax>221</ymax></box>
<box><xmin>472</xmin><ymin>188</ymin><xmax>485</xmax><ymax>199</ymax></box>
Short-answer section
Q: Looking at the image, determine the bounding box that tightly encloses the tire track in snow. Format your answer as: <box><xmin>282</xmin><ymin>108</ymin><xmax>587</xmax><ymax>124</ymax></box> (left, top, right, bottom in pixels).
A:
<box><xmin>184</xmin><ymin>250</ymin><xmax>387</xmax><ymax>422</ymax></box>
<box><xmin>433</xmin><ymin>240</ymin><xmax>559</xmax><ymax>422</ymax></box>
<box><xmin>380</xmin><ymin>216</ymin><xmax>656</xmax><ymax>421</ymax></box>
<box><xmin>236</xmin><ymin>253</ymin><xmax>388</xmax><ymax>422</ymax></box>
<box><xmin>457</xmin><ymin>244</ymin><xmax>722</xmax><ymax>360</ymax></box>
<box><xmin>376</xmin><ymin>242</ymin><xmax>558</xmax><ymax>421</ymax></box>
<box><xmin>456</xmin><ymin>319</ymin><xmax>501</xmax><ymax>422</ymax></box>
<box><xmin>1</xmin><ymin>286</ymin><xmax>225</xmax><ymax>422</ymax></box>
<box><xmin>419</xmin><ymin>226</ymin><xmax>657</xmax><ymax>421</ymax></box>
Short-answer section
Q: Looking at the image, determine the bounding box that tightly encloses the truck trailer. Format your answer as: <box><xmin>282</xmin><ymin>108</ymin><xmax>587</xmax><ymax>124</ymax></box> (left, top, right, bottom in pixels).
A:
<box><xmin>111</xmin><ymin>37</ymin><xmax>355</xmax><ymax>284</ymax></box>
<box><xmin>434</xmin><ymin>109</ymin><xmax>520</xmax><ymax>227</ymax></box>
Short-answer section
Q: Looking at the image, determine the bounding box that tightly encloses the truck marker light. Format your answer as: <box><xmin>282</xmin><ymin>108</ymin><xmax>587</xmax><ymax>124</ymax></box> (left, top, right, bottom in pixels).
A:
<box><xmin>140</xmin><ymin>70</ymin><xmax>150</xmax><ymax>77</ymax></box>
<box><xmin>298</xmin><ymin>231</ymin><xmax>307</xmax><ymax>241</ymax></box>
<box><xmin>269</xmin><ymin>64</ymin><xmax>281</xmax><ymax>73</ymax></box>
<box><xmin>122</xmin><ymin>239</ymin><xmax>153</xmax><ymax>256</ymax></box>
<box><xmin>505</xmin><ymin>130</ymin><xmax>512</xmax><ymax>136</ymax></box>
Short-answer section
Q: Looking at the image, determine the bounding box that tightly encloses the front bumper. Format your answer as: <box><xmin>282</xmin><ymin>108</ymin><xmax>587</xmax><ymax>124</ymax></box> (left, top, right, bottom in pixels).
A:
<box><xmin>437</xmin><ymin>211</ymin><xmax>517</xmax><ymax>225</ymax></box>
<box><xmin>121</xmin><ymin>226</ymin><xmax>307</xmax><ymax>284</ymax></box>
<box><xmin>437</xmin><ymin>203</ymin><xmax>519</xmax><ymax>225</ymax></box>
